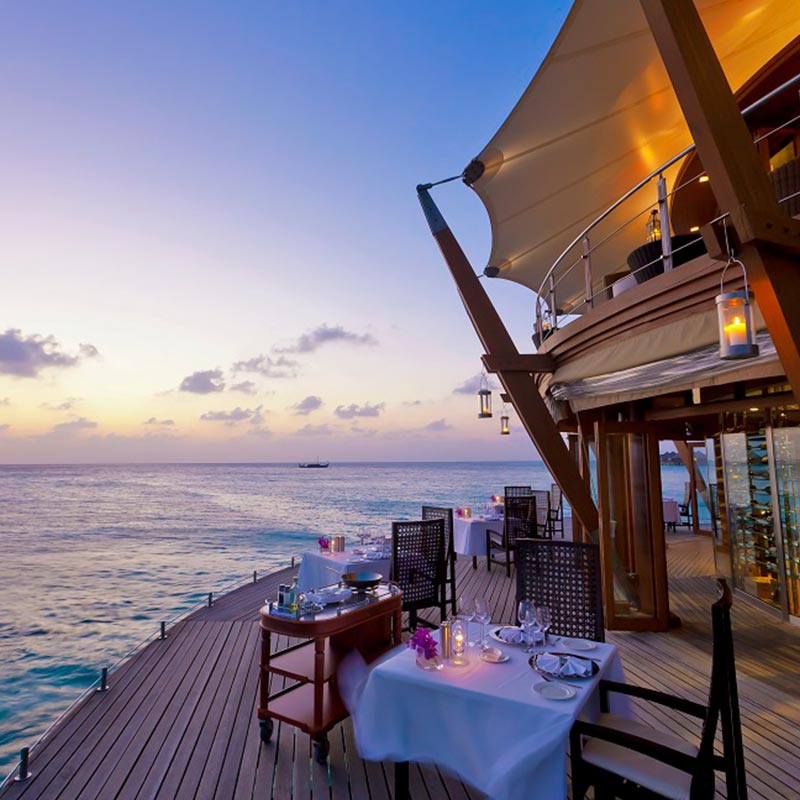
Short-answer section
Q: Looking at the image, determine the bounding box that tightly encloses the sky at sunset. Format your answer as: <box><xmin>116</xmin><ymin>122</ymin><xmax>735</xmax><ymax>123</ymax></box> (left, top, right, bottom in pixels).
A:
<box><xmin>0</xmin><ymin>1</ymin><xmax>570</xmax><ymax>463</ymax></box>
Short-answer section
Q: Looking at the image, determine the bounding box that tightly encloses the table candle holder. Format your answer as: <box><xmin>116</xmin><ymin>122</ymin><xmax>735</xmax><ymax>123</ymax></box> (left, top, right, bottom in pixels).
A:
<box><xmin>449</xmin><ymin>619</ymin><xmax>469</xmax><ymax>666</ymax></box>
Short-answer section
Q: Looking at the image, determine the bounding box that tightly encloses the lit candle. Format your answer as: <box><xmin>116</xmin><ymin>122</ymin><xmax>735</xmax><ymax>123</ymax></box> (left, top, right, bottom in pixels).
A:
<box><xmin>454</xmin><ymin>631</ymin><xmax>464</xmax><ymax>653</ymax></box>
<box><xmin>724</xmin><ymin>315</ymin><xmax>748</xmax><ymax>347</ymax></box>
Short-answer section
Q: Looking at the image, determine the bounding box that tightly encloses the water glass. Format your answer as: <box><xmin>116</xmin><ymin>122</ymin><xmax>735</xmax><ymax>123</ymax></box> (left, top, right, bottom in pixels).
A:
<box><xmin>518</xmin><ymin>601</ymin><xmax>537</xmax><ymax>653</ymax></box>
<box><xmin>536</xmin><ymin>606</ymin><xmax>551</xmax><ymax>646</ymax></box>
<box><xmin>457</xmin><ymin>595</ymin><xmax>475</xmax><ymax>645</ymax></box>
<box><xmin>474</xmin><ymin>598</ymin><xmax>491</xmax><ymax>650</ymax></box>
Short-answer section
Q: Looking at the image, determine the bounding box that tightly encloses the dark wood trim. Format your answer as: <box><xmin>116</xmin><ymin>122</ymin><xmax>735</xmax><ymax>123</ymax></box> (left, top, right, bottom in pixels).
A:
<box><xmin>641</xmin><ymin>0</ymin><xmax>800</xmax><ymax>402</ymax></box>
<box><xmin>482</xmin><ymin>353</ymin><xmax>555</xmax><ymax>374</ymax></box>
<box><xmin>644</xmin><ymin>392</ymin><xmax>795</xmax><ymax>421</ymax></box>
<box><xmin>418</xmin><ymin>187</ymin><xmax>599</xmax><ymax>534</ymax></box>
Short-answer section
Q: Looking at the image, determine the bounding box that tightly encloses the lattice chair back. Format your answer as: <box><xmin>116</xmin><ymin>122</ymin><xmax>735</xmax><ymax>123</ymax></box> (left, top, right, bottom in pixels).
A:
<box><xmin>531</xmin><ymin>490</ymin><xmax>551</xmax><ymax>534</ymax></box>
<box><xmin>550</xmin><ymin>483</ymin><xmax>562</xmax><ymax>511</ymax></box>
<box><xmin>390</xmin><ymin>518</ymin><xmax>446</xmax><ymax>620</ymax></box>
<box><xmin>421</xmin><ymin>505</ymin><xmax>456</xmax><ymax>614</ymax></box>
<box><xmin>681</xmin><ymin>481</ymin><xmax>692</xmax><ymax>507</ymax></box>
<box><xmin>697</xmin><ymin>579</ymin><xmax>748</xmax><ymax>800</ymax></box>
<box><xmin>515</xmin><ymin>538</ymin><xmax>604</xmax><ymax>642</ymax></box>
<box><xmin>504</xmin><ymin>496</ymin><xmax>537</xmax><ymax>547</ymax></box>
<box><xmin>504</xmin><ymin>485</ymin><xmax>533</xmax><ymax>501</ymax></box>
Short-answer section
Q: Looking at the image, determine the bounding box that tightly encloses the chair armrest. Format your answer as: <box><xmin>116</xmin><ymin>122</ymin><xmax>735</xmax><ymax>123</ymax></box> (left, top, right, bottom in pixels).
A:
<box><xmin>599</xmin><ymin>680</ymin><xmax>706</xmax><ymax>718</ymax></box>
<box><xmin>571</xmin><ymin>720</ymin><xmax>698</xmax><ymax>774</ymax></box>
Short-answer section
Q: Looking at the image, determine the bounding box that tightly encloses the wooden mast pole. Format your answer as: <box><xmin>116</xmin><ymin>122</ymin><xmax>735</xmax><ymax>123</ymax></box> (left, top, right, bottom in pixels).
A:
<box><xmin>641</xmin><ymin>0</ymin><xmax>800</xmax><ymax>401</ymax></box>
<box><xmin>417</xmin><ymin>185</ymin><xmax>599</xmax><ymax>535</ymax></box>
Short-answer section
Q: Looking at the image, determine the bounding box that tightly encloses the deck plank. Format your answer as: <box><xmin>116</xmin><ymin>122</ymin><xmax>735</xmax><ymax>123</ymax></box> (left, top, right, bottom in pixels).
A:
<box><xmin>4</xmin><ymin>534</ymin><xmax>800</xmax><ymax>800</ymax></box>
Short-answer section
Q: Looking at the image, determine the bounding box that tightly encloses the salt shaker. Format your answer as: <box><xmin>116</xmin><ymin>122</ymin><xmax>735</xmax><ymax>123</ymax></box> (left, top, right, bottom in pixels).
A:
<box><xmin>440</xmin><ymin>620</ymin><xmax>452</xmax><ymax>660</ymax></box>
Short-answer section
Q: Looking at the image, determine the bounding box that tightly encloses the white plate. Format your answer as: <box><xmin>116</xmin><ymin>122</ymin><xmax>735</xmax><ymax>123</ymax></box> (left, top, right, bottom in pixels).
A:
<box><xmin>489</xmin><ymin>626</ymin><xmax>525</xmax><ymax>645</ymax></box>
<box><xmin>479</xmin><ymin>647</ymin><xmax>509</xmax><ymax>664</ymax></box>
<box><xmin>560</xmin><ymin>638</ymin><xmax>597</xmax><ymax>651</ymax></box>
<box><xmin>533</xmin><ymin>681</ymin><xmax>576</xmax><ymax>700</ymax></box>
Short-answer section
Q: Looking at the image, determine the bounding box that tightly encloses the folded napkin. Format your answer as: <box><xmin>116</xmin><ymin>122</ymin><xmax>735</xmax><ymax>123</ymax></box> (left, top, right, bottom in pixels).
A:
<box><xmin>537</xmin><ymin>653</ymin><xmax>592</xmax><ymax>677</ymax></box>
<box><xmin>496</xmin><ymin>626</ymin><xmax>525</xmax><ymax>644</ymax></box>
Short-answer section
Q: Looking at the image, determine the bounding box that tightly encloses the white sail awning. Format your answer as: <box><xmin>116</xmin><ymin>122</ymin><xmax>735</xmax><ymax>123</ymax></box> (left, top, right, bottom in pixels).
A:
<box><xmin>469</xmin><ymin>0</ymin><xmax>800</xmax><ymax>311</ymax></box>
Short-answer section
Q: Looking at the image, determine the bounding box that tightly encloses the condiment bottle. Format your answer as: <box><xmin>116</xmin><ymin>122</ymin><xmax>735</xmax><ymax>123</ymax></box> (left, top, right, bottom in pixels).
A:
<box><xmin>440</xmin><ymin>620</ymin><xmax>452</xmax><ymax>660</ymax></box>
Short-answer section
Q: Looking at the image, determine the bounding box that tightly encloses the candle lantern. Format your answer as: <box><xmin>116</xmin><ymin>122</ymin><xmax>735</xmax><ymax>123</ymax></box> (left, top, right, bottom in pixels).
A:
<box><xmin>477</xmin><ymin>372</ymin><xmax>493</xmax><ymax>418</ymax></box>
<box><xmin>500</xmin><ymin>402</ymin><xmax>510</xmax><ymax>435</ymax></box>
<box><xmin>646</xmin><ymin>208</ymin><xmax>661</xmax><ymax>242</ymax></box>
<box><xmin>450</xmin><ymin>619</ymin><xmax>468</xmax><ymax>665</ymax></box>
<box><xmin>716</xmin><ymin>258</ymin><xmax>759</xmax><ymax>360</ymax></box>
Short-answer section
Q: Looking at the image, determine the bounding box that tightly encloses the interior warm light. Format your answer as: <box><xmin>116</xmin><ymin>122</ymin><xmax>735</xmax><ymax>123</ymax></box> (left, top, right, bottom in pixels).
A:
<box><xmin>698</xmin><ymin>175</ymin><xmax>710</xmax><ymax>183</ymax></box>
<box><xmin>689</xmin><ymin>225</ymin><xmax>700</xmax><ymax>233</ymax></box>
<box><xmin>477</xmin><ymin>372</ymin><xmax>493</xmax><ymax>418</ymax></box>
<box><xmin>749</xmin><ymin>407</ymin><xmax>760</xmax><ymax>412</ymax></box>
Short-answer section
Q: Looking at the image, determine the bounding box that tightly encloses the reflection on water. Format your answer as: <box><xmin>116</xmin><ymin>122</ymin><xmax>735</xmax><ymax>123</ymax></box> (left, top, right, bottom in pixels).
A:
<box><xmin>0</xmin><ymin>460</ymin><xmax>701</xmax><ymax>777</ymax></box>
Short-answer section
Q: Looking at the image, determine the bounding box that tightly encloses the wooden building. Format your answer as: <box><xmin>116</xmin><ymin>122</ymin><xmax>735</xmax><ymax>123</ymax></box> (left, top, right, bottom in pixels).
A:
<box><xmin>419</xmin><ymin>0</ymin><xmax>800</xmax><ymax>630</ymax></box>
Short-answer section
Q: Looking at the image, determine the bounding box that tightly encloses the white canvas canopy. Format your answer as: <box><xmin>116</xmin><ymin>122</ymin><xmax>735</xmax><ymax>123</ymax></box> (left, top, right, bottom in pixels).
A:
<box><xmin>469</xmin><ymin>0</ymin><xmax>800</xmax><ymax>312</ymax></box>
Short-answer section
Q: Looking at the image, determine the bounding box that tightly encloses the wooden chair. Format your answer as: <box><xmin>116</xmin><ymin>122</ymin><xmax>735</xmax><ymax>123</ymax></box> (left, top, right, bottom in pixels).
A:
<box><xmin>421</xmin><ymin>505</ymin><xmax>456</xmax><ymax>616</ymax></box>
<box><xmin>570</xmin><ymin>579</ymin><xmax>747</xmax><ymax>800</ymax></box>
<box><xmin>531</xmin><ymin>489</ymin><xmax>552</xmax><ymax>535</ymax></box>
<box><xmin>390</xmin><ymin>518</ymin><xmax>446</xmax><ymax>630</ymax></box>
<box><xmin>548</xmin><ymin>483</ymin><xmax>564</xmax><ymax>537</ymax></box>
<box><xmin>515</xmin><ymin>538</ymin><xmax>604</xmax><ymax>641</ymax></box>
<box><xmin>487</xmin><ymin>496</ymin><xmax>543</xmax><ymax>577</ymax></box>
<box><xmin>679</xmin><ymin>481</ymin><xmax>693</xmax><ymax>527</ymax></box>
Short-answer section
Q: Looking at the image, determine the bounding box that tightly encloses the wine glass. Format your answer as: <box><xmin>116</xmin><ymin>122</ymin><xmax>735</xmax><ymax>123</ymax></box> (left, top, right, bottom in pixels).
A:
<box><xmin>474</xmin><ymin>598</ymin><xmax>491</xmax><ymax>650</ymax></box>
<box><xmin>457</xmin><ymin>595</ymin><xmax>475</xmax><ymax>646</ymax></box>
<box><xmin>536</xmin><ymin>606</ymin><xmax>551</xmax><ymax>647</ymax></box>
<box><xmin>518</xmin><ymin>600</ymin><xmax>536</xmax><ymax>652</ymax></box>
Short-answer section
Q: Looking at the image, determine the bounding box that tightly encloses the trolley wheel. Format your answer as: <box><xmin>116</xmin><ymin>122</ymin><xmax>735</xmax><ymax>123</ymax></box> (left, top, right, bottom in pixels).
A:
<box><xmin>259</xmin><ymin>718</ymin><xmax>274</xmax><ymax>744</ymax></box>
<box><xmin>313</xmin><ymin>736</ymin><xmax>330</xmax><ymax>764</ymax></box>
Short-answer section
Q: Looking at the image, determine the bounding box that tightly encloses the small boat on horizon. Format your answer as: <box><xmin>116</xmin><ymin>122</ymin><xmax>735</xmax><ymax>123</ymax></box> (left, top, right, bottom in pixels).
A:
<box><xmin>298</xmin><ymin>461</ymin><xmax>330</xmax><ymax>469</ymax></box>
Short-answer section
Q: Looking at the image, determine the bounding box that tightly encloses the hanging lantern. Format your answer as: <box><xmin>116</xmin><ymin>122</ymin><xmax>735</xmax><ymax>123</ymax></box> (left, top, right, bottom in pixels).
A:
<box><xmin>477</xmin><ymin>372</ymin><xmax>492</xmax><ymax>418</ymax></box>
<box><xmin>500</xmin><ymin>402</ymin><xmax>510</xmax><ymax>435</ymax></box>
<box><xmin>646</xmin><ymin>208</ymin><xmax>661</xmax><ymax>242</ymax></box>
<box><xmin>716</xmin><ymin>258</ymin><xmax>759</xmax><ymax>360</ymax></box>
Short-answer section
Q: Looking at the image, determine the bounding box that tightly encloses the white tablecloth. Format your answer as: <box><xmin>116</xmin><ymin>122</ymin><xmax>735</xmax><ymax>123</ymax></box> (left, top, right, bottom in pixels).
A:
<box><xmin>662</xmin><ymin>499</ymin><xmax>679</xmax><ymax>526</ymax></box>
<box><xmin>341</xmin><ymin>634</ymin><xmax>627</xmax><ymax>800</ymax></box>
<box><xmin>453</xmin><ymin>515</ymin><xmax>504</xmax><ymax>557</ymax></box>
<box><xmin>296</xmin><ymin>549</ymin><xmax>391</xmax><ymax>592</ymax></box>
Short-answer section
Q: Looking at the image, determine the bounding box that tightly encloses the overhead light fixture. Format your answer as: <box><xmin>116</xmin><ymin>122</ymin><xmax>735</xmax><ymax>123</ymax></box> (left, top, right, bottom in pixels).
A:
<box><xmin>689</xmin><ymin>225</ymin><xmax>700</xmax><ymax>233</ymax></box>
<box><xmin>646</xmin><ymin>208</ymin><xmax>661</xmax><ymax>242</ymax></box>
<box><xmin>716</xmin><ymin>258</ymin><xmax>759</xmax><ymax>360</ymax></box>
<box><xmin>699</xmin><ymin>175</ymin><xmax>710</xmax><ymax>183</ymax></box>
<box><xmin>500</xmin><ymin>403</ymin><xmax>510</xmax><ymax>435</ymax></box>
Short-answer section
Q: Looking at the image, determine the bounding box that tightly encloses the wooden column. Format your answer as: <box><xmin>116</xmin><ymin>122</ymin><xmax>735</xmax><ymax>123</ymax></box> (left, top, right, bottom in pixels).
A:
<box><xmin>641</xmin><ymin>0</ymin><xmax>800</xmax><ymax>401</ymax></box>
<box><xmin>417</xmin><ymin>186</ymin><xmax>599</xmax><ymax>534</ymax></box>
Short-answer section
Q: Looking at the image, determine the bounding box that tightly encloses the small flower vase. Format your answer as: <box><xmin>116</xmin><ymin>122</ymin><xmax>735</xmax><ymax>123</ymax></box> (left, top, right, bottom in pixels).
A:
<box><xmin>320</xmin><ymin>545</ymin><xmax>329</xmax><ymax>554</ymax></box>
<box><xmin>416</xmin><ymin>652</ymin><xmax>443</xmax><ymax>671</ymax></box>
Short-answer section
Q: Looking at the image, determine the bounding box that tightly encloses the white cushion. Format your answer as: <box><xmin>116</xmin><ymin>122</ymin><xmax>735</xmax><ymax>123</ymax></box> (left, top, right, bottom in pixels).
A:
<box><xmin>581</xmin><ymin>713</ymin><xmax>698</xmax><ymax>800</ymax></box>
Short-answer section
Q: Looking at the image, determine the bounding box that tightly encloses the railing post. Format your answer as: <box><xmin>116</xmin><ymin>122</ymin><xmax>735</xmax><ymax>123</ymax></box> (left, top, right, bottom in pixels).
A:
<box><xmin>160</xmin><ymin>621</ymin><xmax>167</xmax><ymax>640</ymax></box>
<box><xmin>253</xmin><ymin>570</ymin><xmax>257</xmax><ymax>584</ymax></box>
<box><xmin>208</xmin><ymin>592</ymin><xmax>213</xmax><ymax>607</ymax></box>
<box><xmin>657</xmin><ymin>173</ymin><xmax>673</xmax><ymax>271</ymax></box>
<box><xmin>14</xmin><ymin>748</ymin><xmax>31</xmax><ymax>782</ymax></box>
<box><xmin>96</xmin><ymin>667</ymin><xmax>109</xmax><ymax>693</ymax></box>
<box><xmin>582</xmin><ymin>235</ymin><xmax>593</xmax><ymax>308</ymax></box>
<box><xmin>548</xmin><ymin>275</ymin><xmax>557</xmax><ymax>330</ymax></box>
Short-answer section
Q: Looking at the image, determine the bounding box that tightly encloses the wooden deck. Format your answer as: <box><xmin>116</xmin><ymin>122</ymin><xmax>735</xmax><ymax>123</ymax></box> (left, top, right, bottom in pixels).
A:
<box><xmin>3</xmin><ymin>534</ymin><xmax>800</xmax><ymax>799</ymax></box>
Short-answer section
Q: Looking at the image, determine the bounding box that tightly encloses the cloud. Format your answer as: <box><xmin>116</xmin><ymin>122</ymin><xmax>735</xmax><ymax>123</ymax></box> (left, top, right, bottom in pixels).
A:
<box><xmin>424</xmin><ymin>418</ymin><xmax>453</xmax><ymax>432</ymax></box>
<box><xmin>41</xmin><ymin>397</ymin><xmax>80</xmax><ymax>411</ymax></box>
<box><xmin>0</xmin><ymin>423</ymin><xmax>10</xmax><ymax>432</ymax></box>
<box><xmin>350</xmin><ymin>424</ymin><xmax>377</xmax><ymax>437</ymax></box>
<box><xmin>144</xmin><ymin>417</ymin><xmax>175</xmax><ymax>426</ymax></box>
<box><xmin>334</xmin><ymin>402</ymin><xmax>384</xmax><ymax>419</ymax></box>
<box><xmin>0</xmin><ymin>329</ymin><xmax>98</xmax><ymax>377</ymax></box>
<box><xmin>79</xmin><ymin>343</ymin><xmax>99</xmax><ymax>359</ymax></box>
<box><xmin>275</xmin><ymin>324</ymin><xmax>377</xmax><ymax>354</ymax></box>
<box><xmin>200</xmin><ymin>405</ymin><xmax>263</xmax><ymax>425</ymax></box>
<box><xmin>247</xmin><ymin>426</ymin><xmax>273</xmax><ymax>439</ymax></box>
<box><xmin>0</xmin><ymin>398</ymin><xmax>9</xmax><ymax>406</ymax></box>
<box><xmin>232</xmin><ymin>355</ymin><xmax>298</xmax><ymax>378</ymax></box>
<box><xmin>230</xmin><ymin>380</ymin><xmax>257</xmax><ymax>395</ymax></box>
<box><xmin>296</xmin><ymin>423</ymin><xmax>332</xmax><ymax>436</ymax></box>
<box><xmin>292</xmin><ymin>395</ymin><xmax>323</xmax><ymax>415</ymax></box>
<box><xmin>402</xmin><ymin>399</ymin><xmax>423</xmax><ymax>406</ymax></box>
<box><xmin>49</xmin><ymin>417</ymin><xmax>98</xmax><ymax>436</ymax></box>
<box><xmin>452</xmin><ymin>374</ymin><xmax>498</xmax><ymax>395</ymax></box>
<box><xmin>179</xmin><ymin>369</ymin><xmax>225</xmax><ymax>394</ymax></box>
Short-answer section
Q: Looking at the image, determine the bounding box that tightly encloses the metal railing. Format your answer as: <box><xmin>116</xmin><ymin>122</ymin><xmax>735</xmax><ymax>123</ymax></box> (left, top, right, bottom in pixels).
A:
<box><xmin>0</xmin><ymin>553</ymin><xmax>304</xmax><ymax>788</ymax></box>
<box><xmin>533</xmin><ymin>69</ymin><xmax>800</xmax><ymax>343</ymax></box>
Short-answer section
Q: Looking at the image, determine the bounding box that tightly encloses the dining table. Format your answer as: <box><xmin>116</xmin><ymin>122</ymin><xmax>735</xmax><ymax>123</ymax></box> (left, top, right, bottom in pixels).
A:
<box><xmin>339</xmin><ymin>628</ymin><xmax>628</xmax><ymax>800</ymax></box>
<box><xmin>296</xmin><ymin>547</ymin><xmax>391</xmax><ymax>592</ymax></box>
<box><xmin>453</xmin><ymin>514</ymin><xmax>504</xmax><ymax>563</ymax></box>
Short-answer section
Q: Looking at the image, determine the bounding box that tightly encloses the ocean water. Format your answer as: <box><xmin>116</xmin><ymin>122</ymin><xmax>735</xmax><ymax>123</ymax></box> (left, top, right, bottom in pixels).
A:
<box><xmin>0</xmin><ymin>461</ymin><xmax>703</xmax><ymax>777</ymax></box>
